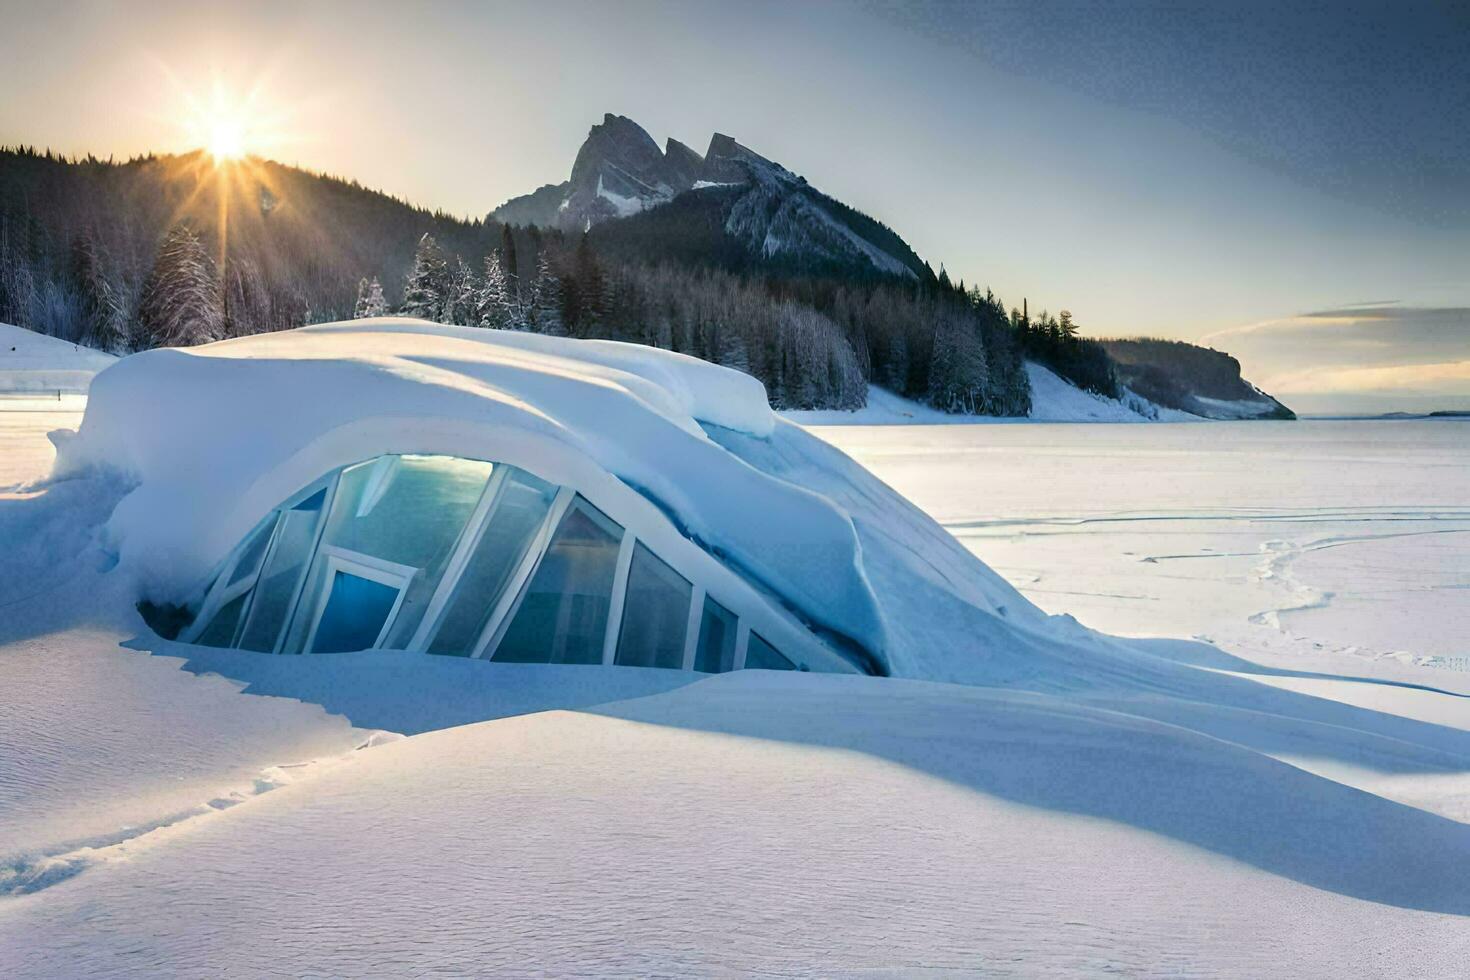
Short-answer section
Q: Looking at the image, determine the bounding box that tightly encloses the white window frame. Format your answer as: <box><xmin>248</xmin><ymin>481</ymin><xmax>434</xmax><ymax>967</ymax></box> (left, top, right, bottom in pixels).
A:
<box><xmin>264</xmin><ymin>472</ymin><xmax>342</xmax><ymax>655</ymax></box>
<box><xmin>300</xmin><ymin>545</ymin><xmax>418</xmax><ymax>654</ymax></box>
<box><xmin>679</xmin><ymin>585</ymin><xmax>706</xmax><ymax>671</ymax></box>
<box><xmin>179</xmin><ymin>512</ymin><xmax>282</xmax><ymax>646</ymax></box>
<box><xmin>599</xmin><ymin>533</ymin><xmax>638</xmax><ymax>665</ymax></box>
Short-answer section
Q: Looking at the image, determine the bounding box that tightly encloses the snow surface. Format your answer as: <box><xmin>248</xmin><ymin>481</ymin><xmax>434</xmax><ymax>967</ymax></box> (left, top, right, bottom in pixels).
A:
<box><xmin>4</xmin><ymin>340</ymin><xmax>1470</xmax><ymax>975</ymax></box>
<box><xmin>0</xmin><ymin>322</ymin><xmax>115</xmax><ymax>396</ymax></box>
<box><xmin>784</xmin><ymin>362</ymin><xmax>1200</xmax><ymax>425</ymax></box>
<box><xmin>594</xmin><ymin>172</ymin><xmax>650</xmax><ymax>217</ymax></box>
<box><xmin>817</xmin><ymin>420</ymin><xmax>1470</xmax><ymax>673</ymax></box>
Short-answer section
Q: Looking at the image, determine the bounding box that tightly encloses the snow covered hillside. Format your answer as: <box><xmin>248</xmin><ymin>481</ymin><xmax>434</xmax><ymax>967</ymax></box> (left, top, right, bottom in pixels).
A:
<box><xmin>0</xmin><ymin>322</ymin><xmax>115</xmax><ymax>398</ymax></box>
<box><xmin>2</xmin><ymin>323</ymin><xmax>1468</xmax><ymax>976</ymax></box>
<box><xmin>784</xmin><ymin>361</ymin><xmax>1199</xmax><ymax>424</ymax></box>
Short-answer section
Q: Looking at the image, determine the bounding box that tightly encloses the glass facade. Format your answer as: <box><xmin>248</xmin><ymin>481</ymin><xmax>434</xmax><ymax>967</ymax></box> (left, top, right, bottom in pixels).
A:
<box><xmin>180</xmin><ymin>453</ymin><xmax>855</xmax><ymax>675</ymax></box>
<box><xmin>492</xmin><ymin>501</ymin><xmax>623</xmax><ymax>665</ymax></box>
<box><xmin>426</xmin><ymin>470</ymin><xmax>558</xmax><ymax>657</ymax></box>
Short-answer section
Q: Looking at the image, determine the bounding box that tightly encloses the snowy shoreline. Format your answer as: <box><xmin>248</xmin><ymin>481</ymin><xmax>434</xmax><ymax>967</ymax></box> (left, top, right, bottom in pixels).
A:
<box><xmin>783</xmin><ymin>363</ymin><xmax>1205</xmax><ymax>425</ymax></box>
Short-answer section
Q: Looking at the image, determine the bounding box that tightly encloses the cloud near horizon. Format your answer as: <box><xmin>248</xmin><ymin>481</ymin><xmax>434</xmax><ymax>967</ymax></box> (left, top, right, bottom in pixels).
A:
<box><xmin>1202</xmin><ymin>304</ymin><xmax>1470</xmax><ymax>412</ymax></box>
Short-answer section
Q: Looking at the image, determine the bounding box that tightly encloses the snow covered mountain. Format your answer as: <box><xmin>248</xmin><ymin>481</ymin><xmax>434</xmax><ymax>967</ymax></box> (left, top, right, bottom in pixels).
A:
<box><xmin>491</xmin><ymin>114</ymin><xmax>927</xmax><ymax>279</ymax></box>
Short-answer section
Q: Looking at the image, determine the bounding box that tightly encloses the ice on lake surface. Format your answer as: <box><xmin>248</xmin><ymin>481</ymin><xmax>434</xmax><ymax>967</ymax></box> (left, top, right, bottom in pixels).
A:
<box><xmin>809</xmin><ymin>419</ymin><xmax>1470</xmax><ymax>671</ymax></box>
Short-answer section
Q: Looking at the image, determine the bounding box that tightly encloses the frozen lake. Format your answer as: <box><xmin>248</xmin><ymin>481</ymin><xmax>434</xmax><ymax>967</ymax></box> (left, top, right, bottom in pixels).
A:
<box><xmin>5</xmin><ymin>407</ymin><xmax>1470</xmax><ymax>976</ymax></box>
<box><xmin>807</xmin><ymin>419</ymin><xmax>1470</xmax><ymax>673</ymax></box>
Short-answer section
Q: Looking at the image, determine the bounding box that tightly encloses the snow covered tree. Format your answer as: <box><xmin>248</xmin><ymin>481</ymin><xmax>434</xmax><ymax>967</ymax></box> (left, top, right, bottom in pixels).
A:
<box><xmin>442</xmin><ymin>258</ymin><xmax>479</xmax><ymax>326</ymax></box>
<box><xmin>135</xmin><ymin>223</ymin><xmax>223</xmax><ymax>349</ymax></box>
<box><xmin>475</xmin><ymin>251</ymin><xmax>511</xmax><ymax>329</ymax></box>
<box><xmin>399</xmin><ymin>234</ymin><xmax>449</xmax><ymax>321</ymax></box>
<box><xmin>354</xmin><ymin>276</ymin><xmax>387</xmax><ymax>318</ymax></box>
<box><xmin>927</xmin><ymin>314</ymin><xmax>990</xmax><ymax>414</ymax></box>
<box><xmin>70</xmin><ymin>233</ymin><xmax>128</xmax><ymax>353</ymax></box>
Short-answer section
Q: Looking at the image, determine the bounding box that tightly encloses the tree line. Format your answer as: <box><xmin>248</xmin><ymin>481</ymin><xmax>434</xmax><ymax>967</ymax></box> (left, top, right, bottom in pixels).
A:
<box><xmin>1</xmin><ymin>145</ymin><xmax>1123</xmax><ymax>414</ymax></box>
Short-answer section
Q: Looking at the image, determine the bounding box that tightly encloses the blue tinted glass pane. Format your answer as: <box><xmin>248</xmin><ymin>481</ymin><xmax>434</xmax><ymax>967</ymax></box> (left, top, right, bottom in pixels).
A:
<box><xmin>492</xmin><ymin>501</ymin><xmax>622</xmax><ymax>665</ymax></box>
<box><xmin>745</xmin><ymin>632</ymin><xmax>795</xmax><ymax>671</ymax></box>
<box><xmin>227</xmin><ymin>514</ymin><xmax>278</xmax><ymax>587</ymax></box>
<box><xmin>693</xmin><ymin>597</ymin><xmax>737</xmax><ymax>673</ymax></box>
<box><xmin>615</xmin><ymin>543</ymin><xmax>691</xmax><ymax>669</ymax></box>
<box><xmin>196</xmin><ymin>592</ymin><xmax>247</xmax><ymax>648</ymax></box>
<box><xmin>428</xmin><ymin>470</ymin><xmax>558</xmax><ymax>656</ymax></box>
<box><xmin>311</xmin><ymin>571</ymin><xmax>400</xmax><ymax>653</ymax></box>
<box><xmin>318</xmin><ymin>456</ymin><xmax>493</xmax><ymax>648</ymax></box>
<box><xmin>239</xmin><ymin>505</ymin><xmax>323</xmax><ymax>652</ymax></box>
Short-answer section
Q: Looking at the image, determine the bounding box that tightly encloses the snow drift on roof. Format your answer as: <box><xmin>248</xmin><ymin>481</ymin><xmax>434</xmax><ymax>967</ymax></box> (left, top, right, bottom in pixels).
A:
<box><xmin>54</xmin><ymin>319</ymin><xmax>890</xmax><ymax>663</ymax></box>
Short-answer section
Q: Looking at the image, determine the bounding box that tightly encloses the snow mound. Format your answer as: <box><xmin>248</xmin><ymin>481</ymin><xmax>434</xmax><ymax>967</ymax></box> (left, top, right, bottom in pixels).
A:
<box><xmin>0</xmin><ymin>322</ymin><xmax>116</xmax><ymax>395</ymax></box>
<box><xmin>55</xmin><ymin>318</ymin><xmax>891</xmax><ymax>663</ymax></box>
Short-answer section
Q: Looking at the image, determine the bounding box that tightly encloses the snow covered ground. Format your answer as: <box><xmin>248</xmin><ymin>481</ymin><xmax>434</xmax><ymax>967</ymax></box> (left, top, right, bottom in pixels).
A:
<box><xmin>0</xmin><ymin>322</ymin><xmax>115</xmax><ymax>399</ymax></box>
<box><xmin>3</xmin><ymin>381</ymin><xmax>1469</xmax><ymax>974</ymax></box>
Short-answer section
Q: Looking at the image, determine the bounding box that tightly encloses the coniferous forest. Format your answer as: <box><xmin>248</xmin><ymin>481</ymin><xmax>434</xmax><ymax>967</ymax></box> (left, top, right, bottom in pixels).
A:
<box><xmin>0</xmin><ymin>145</ymin><xmax>1129</xmax><ymax>414</ymax></box>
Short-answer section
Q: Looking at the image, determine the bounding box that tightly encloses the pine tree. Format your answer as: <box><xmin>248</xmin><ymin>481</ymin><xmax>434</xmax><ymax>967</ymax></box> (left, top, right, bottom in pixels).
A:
<box><xmin>70</xmin><ymin>233</ymin><xmax>128</xmax><ymax>353</ymax></box>
<box><xmin>442</xmin><ymin>258</ymin><xmax>478</xmax><ymax>326</ymax></box>
<box><xmin>353</xmin><ymin>276</ymin><xmax>387</xmax><ymax>318</ymax></box>
<box><xmin>569</xmin><ymin>233</ymin><xmax>603</xmax><ymax>334</ymax></box>
<box><xmin>475</xmin><ymin>252</ymin><xmax>511</xmax><ymax>329</ymax></box>
<box><xmin>399</xmin><ymin>233</ymin><xmax>448</xmax><ymax>321</ymax></box>
<box><xmin>135</xmin><ymin>223</ymin><xmax>223</xmax><ymax>349</ymax></box>
<box><xmin>531</xmin><ymin>252</ymin><xmax>564</xmax><ymax>335</ymax></box>
<box><xmin>500</xmin><ymin>225</ymin><xmax>520</xmax><ymax>321</ymax></box>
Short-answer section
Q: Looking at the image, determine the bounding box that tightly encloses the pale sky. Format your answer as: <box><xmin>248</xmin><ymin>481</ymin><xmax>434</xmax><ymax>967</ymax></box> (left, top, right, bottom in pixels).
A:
<box><xmin>2</xmin><ymin>0</ymin><xmax>1466</xmax><ymax>411</ymax></box>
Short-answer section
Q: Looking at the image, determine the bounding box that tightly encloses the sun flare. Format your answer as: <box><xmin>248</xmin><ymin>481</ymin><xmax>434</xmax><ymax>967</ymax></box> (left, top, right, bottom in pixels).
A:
<box><xmin>207</xmin><ymin>117</ymin><xmax>247</xmax><ymax>161</ymax></box>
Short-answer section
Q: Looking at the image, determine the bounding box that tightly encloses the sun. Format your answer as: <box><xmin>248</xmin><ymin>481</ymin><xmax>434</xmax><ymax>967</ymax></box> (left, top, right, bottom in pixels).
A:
<box><xmin>207</xmin><ymin>116</ymin><xmax>247</xmax><ymax>162</ymax></box>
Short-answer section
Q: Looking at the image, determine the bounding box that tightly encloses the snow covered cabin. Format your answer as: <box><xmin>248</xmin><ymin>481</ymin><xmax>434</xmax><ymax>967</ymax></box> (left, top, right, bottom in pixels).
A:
<box><xmin>65</xmin><ymin>320</ymin><xmax>892</xmax><ymax>676</ymax></box>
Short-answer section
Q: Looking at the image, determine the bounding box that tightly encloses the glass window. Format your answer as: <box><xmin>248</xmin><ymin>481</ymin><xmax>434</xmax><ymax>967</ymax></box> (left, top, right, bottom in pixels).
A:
<box><xmin>309</xmin><ymin>570</ymin><xmax>402</xmax><ymax>653</ymax></box>
<box><xmin>238</xmin><ymin>487</ymin><xmax>327</xmax><ymax>652</ymax></box>
<box><xmin>745</xmin><ymin>632</ymin><xmax>796</xmax><ymax>671</ymax></box>
<box><xmin>426</xmin><ymin>470</ymin><xmax>558</xmax><ymax>656</ymax></box>
<box><xmin>227</xmin><ymin>514</ymin><xmax>277</xmax><ymax>587</ymax></box>
<box><xmin>693</xmin><ymin>597</ymin><xmax>738</xmax><ymax>673</ymax></box>
<box><xmin>196</xmin><ymin>592</ymin><xmax>248</xmax><ymax>648</ymax></box>
<box><xmin>283</xmin><ymin>456</ymin><xmax>493</xmax><ymax>652</ymax></box>
<box><xmin>615</xmin><ymin>543</ymin><xmax>692</xmax><ymax>669</ymax></box>
<box><xmin>492</xmin><ymin>499</ymin><xmax>623</xmax><ymax>665</ymax></box>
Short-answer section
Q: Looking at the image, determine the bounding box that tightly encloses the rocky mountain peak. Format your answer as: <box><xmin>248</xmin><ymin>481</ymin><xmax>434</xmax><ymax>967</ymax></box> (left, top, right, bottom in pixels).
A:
<box><xmin>664</xmin><ymin>138</ymin><xmax>704</xmax><ymax>189</ymax></box>
<box><xmin>568</xmin><ymin>114</ymin><xmax>668</xmax><ymax>193</ymax></box>
<box><xmin>488</xmin><ymin>113</ymin><xmax>921</xmax><ymax>281</ymax></box>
